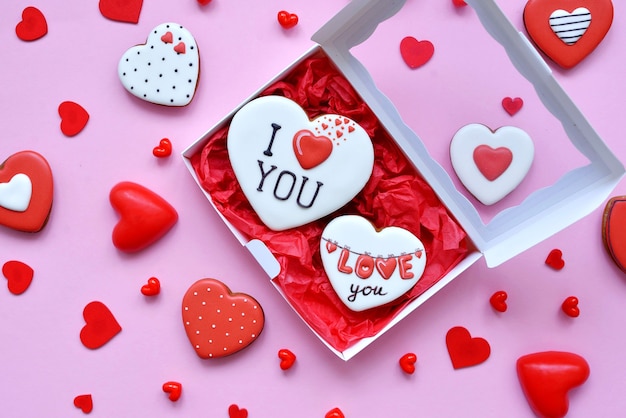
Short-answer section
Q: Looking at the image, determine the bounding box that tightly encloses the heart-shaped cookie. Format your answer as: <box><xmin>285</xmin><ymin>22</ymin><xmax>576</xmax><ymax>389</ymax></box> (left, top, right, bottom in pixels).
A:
<box><xmin>227</xmin><ymin>96</ymin><xmax>374</xmax><ymax>231</ymax></box>
<box><xmin>118</xmin><ymin>23</ymin><xmax>199</xmax><ymax>106</ymax></box>
<box><xmin>0</xmin><ymin>150</ymin><xmax>53</xmax><ymax>233</ymax></box>
<box><xmin>320</xmin><ymin>215</ymin><xmax>426</xmax><ymax>312</ymax></box>
<box><xmin>450</xmin><ymin>123</ymin><xmax>534</xmax><ymax>205</ymax></box>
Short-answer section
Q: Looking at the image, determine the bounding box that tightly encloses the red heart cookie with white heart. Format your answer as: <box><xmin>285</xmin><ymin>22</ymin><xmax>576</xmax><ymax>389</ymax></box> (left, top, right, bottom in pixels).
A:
<box><xmin>0</xmin><ymin>151</ymin><xmax>53</xmax><ymax>233</ymax></box>
<box><xmin>227</xmin><ymin>96</ymin><xmax>374</xmax><ymax>231</ymax></box>
<box><xmin>320</xmin><ymin>215</ymin><xmax>426</xmax><ymax>311</ymax></box>
<box><xmin>182</xmin><ymin>278</ymin><xmax>264</xmax><ymax>359</ymax></box>
<box><xmin>450</xmin><ymin>123</ymin><xmax>534</xmax><ymax>205</ymax></box>
<box><xmin>118</xmin><ymin>23</ymin><xmax>199</xmax><ymax>106</ymax></box>
<box><xmin>524</xmin><ymin>0</ymin><xmax>614</xmax><ymax>68</ymax></box>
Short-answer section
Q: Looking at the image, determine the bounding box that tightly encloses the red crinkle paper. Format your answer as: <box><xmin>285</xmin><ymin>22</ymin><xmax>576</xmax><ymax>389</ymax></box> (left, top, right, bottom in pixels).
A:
<box><xmin>190</xmin><ymin>52</ymin><xmax>470</xmax><ymax>352</ymax></box>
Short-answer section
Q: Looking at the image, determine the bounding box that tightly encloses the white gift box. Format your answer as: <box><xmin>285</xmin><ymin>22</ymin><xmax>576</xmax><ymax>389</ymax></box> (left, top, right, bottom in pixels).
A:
<box><xmin>183</xmin><ymin>0</ymin><xmax>624</xmax><ymax>360</ymax></box>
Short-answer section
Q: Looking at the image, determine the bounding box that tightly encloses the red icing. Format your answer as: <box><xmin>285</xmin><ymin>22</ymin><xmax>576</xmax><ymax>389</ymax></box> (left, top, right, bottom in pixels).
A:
<box><xmin>99</xmin><ymin>0</ymin><xmax>143</xmax><ymax>24</ymax></box>
<box><xmin>400</xmin><ymin>36</ymin><xmax>434</xmax><ymax>69</ymax></box>
<box><xmin>293</xmin><ymin>130</ymin><xmax>333</xmax><ymax>169</ymax></box>
<box><xmin>473</xmin><ymin>145</ymin><xmax>513</xmax><ymax>181</ymax></box>
<box><xmin>445</xmin><ymin>326</ymin><xmax>491</xmax><ymax>369</ymax></box>
<box><xmin>161</xmin><ymin>31</ymin><xmax>173</xmax><ymax>44</ymax></box>
<box><xmin>399</xmin><ymin>352</ymin><xmax>417</xmax><ymax>374</ymax></box>
<box><xmin>80</xmin><ymin>301</ymin><xmax>122</xmax><ymax>349</ymax></box>
<box><xmin>174</xmin><ymin>42</ymin><xmax>186</xmax><ymax>54</ymax></box>
<box><xmin>375</xmin><ymin>257</ymin><xmax>397</xmax><ymax>279</ymax></box>
<box><xmin>73</xmin><ymin>394</ymin><xmax>93</xmax><ymax>414</ymax></box>
<box><xmin>58</xmin><ymin>101</ymin><xmax>89</xmax><ymax>137</ymax></box>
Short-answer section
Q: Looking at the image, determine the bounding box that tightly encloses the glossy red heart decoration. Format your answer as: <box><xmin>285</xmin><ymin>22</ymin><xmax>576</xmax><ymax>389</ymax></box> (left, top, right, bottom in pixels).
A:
<box><xmin>141</xmin><ymin>277</ymin><xmax>161</xmax><ymax>296</ymax></box>
<box><xmin>602</xmin><ymin>196</ymin><xmax>626</xmax><ymax>273</ymax></box>
<box><xmin>59</xmin><ymin>101</ymin><xmax>89</xmax><ymax>137</ymax></box>
<box><xmin>228</xmin><ymin>404</ymin><xmax>248</xmax><ymax>418</ymax></box>
<box><xmin>452</xmin><ymin>0</ymin><xmax>467</xmax><ymax>7</ymax></box>
<box><xmin>325</xmin><ymin>407</ymin><xmax>345</xmax><ymax>418</ymax></box>
<box><xmin>473</xmin><ymin>145</ymin><xmax>513</xmax><ymax>181</ymax></box>
<box><xmin>545</xmin><ymin>249</ymin><xmax>565</xmax><ymax>270</ymax></box>
<box><xmin>153</xmin><ymin>138</ymin><xmax>172</xmax><ymax>158</ymax></box>
<box><xmin>446</xmin><ymin>326</ymin><xmax>491</xmax><ymax>369</ymax></box>
<box><xmin>489</xmin><ymin>290</ymin><xmax>508</xmax><ymax>312</ymax></box>
<box><xmin>73</xmin><ymin>394</ymin><xmax>93</xmax><ymax>414</ymax></box>
<box><xmin>99</xmin><ymin>0</ymin><xmax>143</xmax><ymax>24</ymax></box>
<box><xmin>502</xmin><ymin>97</ymin><xmax>523</xmax><ymax>116</ymax></box>
<box><xmin>2</xmin><ymin>260</ymin><xmax>34</xmax><ymax>295</ymax></box>
<box><xmin>400</xmin><ymin>36</ymin><xmax>434</xmax><ymax>69</ymax></box>
<box><xmin>561</xmin><ymin>296</ymin><xmax>580</xmax><ymax>318</ymax></box>
<box><xmin>277</xmin><ymin>10</ymin><xmax>298</xmax><ymax>29</ymax></box>
<box><xmin>162</xmin><ymin>381</ymin><xmax>182</xmax><ymax>402</ymax></box>
<box><xmin>15</xmin><ymin>7</ymin><xmax>48</xmax><ymax>41</ymax></box>
<box><xmin>109</xmin><ymin>181</ymin><xmax>178</xmax><ymax>253</ymax></box>
<box><xmin>517</xmin><ymin>351</ymin><xmax>590</xmax><ymax>418</ymax></box>
<box><xmin>278</xmin><ymin>348</ymin><xmax>296</xmax><ymax>370</ymax></box>
<box><xmin>293</xmin><ymin>130</ymin><xmax>333</xmax><ymax>169</ymax></box>
<box><xmin>80</xmin><ymin>301</ymin><xmax>122</xmax><ymax>349</ymax></box>
<box><xmin>399</xmin><ymin>352</ymin><xmax>417</xmax><ymax>374</ymax></box>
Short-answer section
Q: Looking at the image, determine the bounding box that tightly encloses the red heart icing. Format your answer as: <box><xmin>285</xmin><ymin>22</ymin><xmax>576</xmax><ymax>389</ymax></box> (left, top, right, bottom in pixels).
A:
<box><xmin>545</xmin><ymin>248</ymin><xmax>565</xmax><ymax>270</ymax></box>
<box><xmin>602</xmin><ymin>196</ymin><xmax>626</xmax><ymax>273</ymax></box>
<box><xmin>99</xmin><ymin>0</ymin><xmax>143</xmax><ymax>24</ymax></box>
<box><xmin>502</xmin><ymin>97</ymin><xmax>524</xmax><ymax>116</ymax></box>
<box><xmin>109</xmin><ymin>181</ymin><xmax>178</xmax><ymax>253</ymax></box>
<box><xmin>399</xmin><ymin>352</ymin><xmax>417</xmax><ymax>374</ymax></box>
<box><xmin>15</xmin><ymin>7</ymin><xmax>48</xmax><ymax>41</ymax></box>
<box><xmin>161</xmin><ymin>31</ymin><xmax>173</xmax><ymax>44</ymax></box>
<box><xmin>228</xmin><ymin>404</ymin><xmax>248</xmax><ymax>418</ymax></box>
<box><xmin>374</xmin><ymin>257</ymin><xmax>397</xmax><ymax>279</ymax></box>
<box><xmin>293</xmin><ymin>130</ymin><xmax>333</xmax><ymax>169</ymax></box>
<box><xmin>174</xmin><ymin>42</ymin><xmax>186</xmax><ymax>54</ymax></box>
<box><xmin>489</xmin><ymin>290</ymin><xmax>508</xmax><ymax>313</ymax></box>
<box><xmin>162</xmin><ymin>381</ymin><xmax>182</xmax><ymax>402</ymax></box>
<box><xmin>0</xmin><ymin>150</ymin><xmax>53</xmax><ymax>233</ymax></box>
<box><xmin>517</xmin><ymin>351</ymin><xmax>590</xmax><ymax>418</ymax></box>
<box><xmin>2</xmin><ymin>260</ymin><xmax>34</xmax><ymax>295</ymax></box>
<box><xmin>561</xmin><ymin>296</ymin><xmax>580</xmax><ymax>318</ymax></box>
<box><xmin>446</xmin><ymin>326</ymin><xmax>491</xmax><ymax>369</ymax></box>
<box><xmin>277</xmin><ymin>10</ymin><xmax>299</xmax><ymax>29</ymax></box>
<box><xmin>278</xmin><ymin>348</ymin><xmax>296</xmax><ymax>370</ymax></box>
<box><xmin>80</xmin><ymin>301</ymin><xmax>122</xmax><ymax>349</ymax></box>
<box><xmin>325</xmin><ymin>407</ymin><xmax>345</xmax><ymax>418</ymax></box>
<box><xmin>400</xmin><ymin>36</ymin><xmax>434</xmax><ymax>69</ymax></box>
<box><xmin>141</xmin><ymin>277</ymin><xmax>161</xmax><ymax>296</ymax></box>
<box><xmin>73</xmin><ymin>394</ymin><xmax>93</xmax><ymax>414</ymax></box>
<box><xmin>153</xmin><ymin>138</ymin><xmax>172</xmax><ymax>158</ymax></box>
<box><xmin>58</xmin><ymin>101</ymin><xmax>89</xmax><ymax>137</ymax></box>
<box><xmin>182</xmin><ymin>278</ymin><xmax>264</xmax><ymax>359</ymax></box>
<box><xmin>473</xmin><ymin>145</ymin><xmax>513</xmax><ymax>181</ymax></box>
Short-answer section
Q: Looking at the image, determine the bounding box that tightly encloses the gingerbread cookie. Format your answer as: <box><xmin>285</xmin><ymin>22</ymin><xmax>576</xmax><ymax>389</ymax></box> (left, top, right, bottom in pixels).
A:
<box><xmin>602</xmin><ymin>196</ymin><xmax>626</xmax><ymax>273</ymax></box>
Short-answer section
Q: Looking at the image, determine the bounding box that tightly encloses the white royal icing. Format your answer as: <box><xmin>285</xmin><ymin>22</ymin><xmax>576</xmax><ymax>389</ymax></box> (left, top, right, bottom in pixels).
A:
<box><xmin>549</xmin><ymin>8</ymin><xmax>591</xmax><ymax>45</ymax></box>
<box><xmin>227</xmin><ymin>96</ymin><xmax>374</xmax><ymax>231</ymax></box>
<box><xmin>118</xmin><ymin>23</ymin><xmax>199</xmax><ymax>106</ymax></box>
<box><xmin>320</xmin><ymin>215</ymin><xmax>426</xmax><ymax>312</ymax></box>
<box><xmin>0</xmin><ymin>173</ymin><xmax>32</xmax><ymax>212</ymax></box>
<box><xmin>450</xmin><ymin>123</ymin><xmax>534</xmax><ymax>206</ymax></box>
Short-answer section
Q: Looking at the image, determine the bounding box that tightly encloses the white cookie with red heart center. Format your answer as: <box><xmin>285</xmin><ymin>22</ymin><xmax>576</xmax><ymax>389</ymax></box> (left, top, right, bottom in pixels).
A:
<box><xmin>118</xmin><ymin>23</ymin><xmax>199</xmax><ymax>106</ymax></box>
<box><xmin>227</xmin><ymin>96</ymin><xmax>374</xmax><ymax>231</ymax></box>
<box><xmin>320</xmin><ymin>215</ymin><xmax>426</xmax><ymax>312</ymax></box>
<box><xmin>450</xmin><ymin>123</ymin><xmax>534</xmax><ymax>206</ymax></box>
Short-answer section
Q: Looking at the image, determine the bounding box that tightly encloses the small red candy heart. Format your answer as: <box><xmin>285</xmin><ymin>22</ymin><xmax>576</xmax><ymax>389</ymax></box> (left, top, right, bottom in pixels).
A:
<box><xmin>489</xmin><ymin>290</ymin><xmax>508</xmax><ymax>313</ymax></box>
<box><xmin>141</xmin><ymin>277</ymin><xmax>161</xmax><ymax>296</ymax></box>
<box><xmin>109</xmin><ymin>182</ymin><xmax>178</xmax><ymax>253</ymax></box>
<box><xmin>162</xmin><ymin>381</ymin><xmax>182</xmax><ymax>402</ymax></box>
<box><xmin>277</xmin><ymin>10</ymin><xmax>298</xmax><ymax>29</ymax></box>
<box><xmin>278</xmin><ymin>348</ymin><xmax>296</xmax><ymax>370</ymax></box>
<box><xmin>16</xmin><ymin>7</ymin><xmax>48</xmax><ymax>41</ymax></box>
<box><xmin>228</xmin><ymin>404</ymin><xmax>248</xmax><ymax>418</ymax></box>
<box><xmin>517</xmin><ymin>351</ymin><xmax>590</xmax><ymax>418</ymax></box>
<box><xmin>446</xmin><ymin>326</ymin><xmax>491</xmax><ymax>369</ymax></box>
<box><xmin>502</xmin><ymin>97</ymin><xmax>523</xmax><ymax>116</ymax></box>
<box><xmin>152</xmin><ymin>138</ymin><xmax>172</xmax><ymax>158</ymax></box>
<box><xmin>561</xmin><ymin>296</ymin><xmax>580</xmax><ymax>318</ymax></box>
<box><xmin>399</xmin><ymin>352</ymin><xmax>417</xmax><ymax>374</ymax></box>
<box><xmin>73</xmin><ymin>394</ymin><xmax>93</xmax><ymax>414</ymax></box>
<box><xmin>99</xmin><ymin>0</ymin><xmax>143</xmax><ymax>24</ymax></box>
<box><xmin>80</xmin><ymin>301</ymin><xmax>122</xmax><ymax>349</ymax></box>
<box><xmin>198</xmin><ymin>0</ymin><xmax>212</xmax><ymax>5</ymax></box>
<box><xmin>452</xmin><ymin>0</ymin><xmax>467</xmax><ymax>7</ymax></box>
<box><xmin>2</xmin><ymin>260</ymin><xmax>34</xmax><ymax>295</ymax></box>
<box><xmin>400</xmin><ymin>36</ymin><xmax>434</xmax><ymax>69</ymax></box>
<box><xmin>325</xmin><ymin>407</ymin><xmax>345</xmax><ymax>418</ymax></box>
<box><xmin>58</xmin><ymin>101</ymin><xmax>89</xmax><ymax>137</ymax></box>
<box><xmin>545</xmin><ymin>249</ymin><xmax>565</xmax><ymax>270</ymax></box>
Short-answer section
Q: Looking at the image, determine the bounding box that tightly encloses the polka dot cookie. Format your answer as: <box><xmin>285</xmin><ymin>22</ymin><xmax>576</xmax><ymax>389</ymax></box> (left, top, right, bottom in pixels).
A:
<box><xmin>181</xmin><ymin>278</ymin><xmax>264</xmax><ymax>359</ymax></box>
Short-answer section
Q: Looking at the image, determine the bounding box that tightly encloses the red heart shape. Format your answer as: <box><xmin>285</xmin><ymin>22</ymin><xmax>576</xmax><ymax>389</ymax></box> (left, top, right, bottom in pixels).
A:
<box><xmin>446</xmin><ymin>326</ymin><xmax>491</xmax><ymax>369</ymax></box>
<box><xmin>109</xmin><ymin>182</ymin><xmax>178</xmax><ymax>253</ymax></box>
<box><xmin>517</xmin><ymin>351</ymin><xmax>590</xmax><ymax>418</ymax></box>
<box><xmin>15</xmin><ymin>7</ymin><xmax>48</xmax><ymax>41</ymax></box>
<box><xmin>141</xmin><ymin>277</ymin><xmax>161</xmax><ymax>296</ymax></box>
<box><xmin>0</xmin><ymin>150</ymin><xmax>53</xmax><ymax>233</ymax></box>
<box><xmin>153</xmin><ymin>138</ymin><xmax>172</xmax><ymax>158</ymax></box>
<box><xmin>228</xmin><ymin>404</ymin><xmax>248</xmax><ymax>418</ymax></box>
<box><xmin>2</xmin><ymin>260</ymin><xmax>34</xmax><ymax>295</ymax></box>
<box><xmin>400</xmin><ymin>36</ymin><xmax>434</xmax><ymax>69</ymax></box>
<box><xmin>99</xmin><ymin>0</ymin><xmax>143</xmax><ymax>24</ymax></box>
<box><xmin>73</xmin><ymin>394</ymin><xmax>93</xmax><ymax>414</ymax></box>
<box><xmin>545</xmin><ymin>248</ymin><xmax>565</xmax><ymax>270</ymax></box>
<box><xmin>58</xmin><ymin>101</ymin><xmax>89</xmax><ymax>137</ymax></box>
<box><xmin>399</xmin><ymin>352</ymin><xmax>417</xmax><ymax>374</ymax></box>
<box><xmin>473</xmin><ymin>145</ymin><xmax>513</xmax><ymax>181</ymax></box>
<box><xmin>293</xmin><ymin>130</ymin><xmax>333</xmax><ymax>169</ymax></box>
<box><xmin>80</xmin><ymin>301</ymin><xmax>122</xmax><ymax>349</ymax></box>
<box><xmin>174</xmin><ymin>42</ymin><xmax>186</xmax><ymax>54</ymax></box>
<box><xmin>489</xmin><ymin>290</ymin><xmax>508</xmax><ymax>313</ymax></box>
<box><xmin>502</xmin><ymin>97</ymin><xmax>524</xmax><ymax>116</ymax></box>
<box><xmin>602</xmin><ymin>196</ymin><xmax>626</xmax><ymax>273</ymax></box>
<box><xmin>162</xmin><ymin>381</ymin><xmax>182</xmax><ymax>402</ymax></box>
<box><xmin>452</xmin><ymin>0</ymin><xmax>467</xmax><ymax>6</ymax></box>
<box><xmin>278</xmin><ymin>348</ymin><xmax>296</xmax><ymax>370</ymax></box>
<box><xmin>325</xmin><ymin>407</ymin><xmax>345</xmax><ymax>418</ymax></box>
<box><xmin>561</xmin><ymin>296</ymin><xmax>580</xmax><ymax>318</ymax></box>
<box><xmin>277</xmin><ymin>10</ymin><xmax>299</xmax><ymax>29</ymax></box>
<box><xmin>198</xmin><ymin>0</ymin><xmax>212</xmax><ymax>5</ymax></box>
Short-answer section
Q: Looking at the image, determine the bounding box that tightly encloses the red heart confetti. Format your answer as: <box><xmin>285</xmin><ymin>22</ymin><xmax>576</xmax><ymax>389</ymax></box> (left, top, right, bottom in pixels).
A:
<box><xmin>73</xmin><ymin>394</ymin><xmax>93</xmax><ymax>414</ymax></box>
<box><xmin>489</xmin><ymin>290</ymin><xmax>508</xmax><ymax>313</ymax></box>
<box><xmin>80</xmin><ymin>301</ymin><xmax>122</xmax><ymax>350</ymax></box>
<box><xmin>325</xmin><ymin>407</ymin><xmax>345</xmax><ymax>418</ymax></box>
<box><xmin>446</xmin><ymin>326</ymin><xmax>491</xmax><ymax>369</ymax></box>
<box><xmin>152</xmin><ymin>138</ymin><xmax>172</xmax><ymax>158</ymax></box>
<box><xmin>58</xmin><ymin>101</ymin><xmax>89</xmax><ymax>137</ymax></box>
<box><xmin>400</xmin><ymin>36</ymin><xmax>434</xmax><ymax>69</ymax></box>
<box><xmin>502</xmin><ymin>97</ymin><xmax>524</xmax><ymax>116</ymax></box>
<box><xmin>2</xmin><ymin>260</ymin><xmax>34</xmax><ymax>295</ymax></box>
<box><xmin>141</xmin><ymin>277</ymin><xmax>161</xmax><ymax>296</ymax></box>
<box><xmin>228</xmin><ymin>404</ymin><xmax>248</xmax><ymax>418</ymax></box>
<box><xmin>278</xmin><ymin>348</ymin><xmax>296</xmax><ymax>370</ymax></box>
<box><xmin>545</xmin><ymin>249</ymin><xmax>565</xmax><ymax>270</ymax></box>
<box><xmin>15</xmin><ymin>7</ymin><xmax>48</xmax><ymax>41</ymax></box>
<box><xmin>517</xmin><ymin>351</ymin><xmax>590</xmax><ymax>418</ymax></box>
<box><xmin>99</xmin><ymin>0</ymin><xmax>143</xmax><ymax>24</ymax></box>
<box><xmin>452</xmin><ymin>0</ymin><xmax>467</xmax><ymax>7</ymax></box>
<box><xmin>561</xmin><ymin>296</ymin><xmax>580</xmax><ymax>318</ymax></box>
<box><xmin>198</xmin><ymin>0</ymin><xmax>212</xmax><ymax>5</ymax></box>
<box><xmin>162</xmin><ymin>381</ymin><xmax>182</xmax><ymax>402</ymax></box>
<box><xmin>277</xmin><ymin>10</ymin><xmax>299</xmax><ymax>29</ymax></box>
<box><xmin>399</xmin><ymin>352</ymin><xmax>417</xmax><ymax>374</ymax></box>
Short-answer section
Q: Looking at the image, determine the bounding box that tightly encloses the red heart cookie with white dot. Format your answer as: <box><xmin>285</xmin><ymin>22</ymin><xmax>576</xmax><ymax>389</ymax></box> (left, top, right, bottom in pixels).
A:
<box><xmin>182</xmin><ymin>278</ymin><xmax>264</xmax><ymax>359</ymax></box>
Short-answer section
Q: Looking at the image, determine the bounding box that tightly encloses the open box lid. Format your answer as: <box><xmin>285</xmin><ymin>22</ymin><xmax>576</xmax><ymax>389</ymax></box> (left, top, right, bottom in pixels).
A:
<box><xmin>311</xmin><ymin>0</ymin><xmax>624</xmax><ymax>267</ymax></box>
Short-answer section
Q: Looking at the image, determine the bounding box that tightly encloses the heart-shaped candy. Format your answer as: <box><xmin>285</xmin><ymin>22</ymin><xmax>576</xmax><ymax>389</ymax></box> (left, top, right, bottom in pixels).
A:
<box><xmin>452</xmin><ymin>0</ymin><xmax>467</xmax><ymax>7</ymax></box>
<box><xmin>118</xmin><ymin>23</ymin><xmax>199</xmax><ymax>106</ymax></box>
<box><xmin>545</xmin><ymin>249</ymin><xmax>565</xmax><ymax>270</ymax></box>
<box><xmin>58</xmin><ymin>101</ymin><xmax>89</xmax><ymax>137</ymax></box>
<box><xmin>446</xmin><ymin>326</ymin><xmax>491</xmax><ymax>369</ymax></box>
<box><xmin>399</xmin><ymin>352</ymin><xmax>417</xmax><ymax>374</ymax></box>
<box><xmin>502</xmin><ymin>97</ymin><xmax>523</xmax><ymax>116</ymax></box>
<box><xmin>489</xmin><ymin>290</ymin><xmax>508</xmax><ymax>313</ymax></box>
<box><xmin>325</xmin><ymin>407</ymin><xmax>345</xmax><ymax>418</ymax></box>
<box><xmin>450</xmin><ymin>123</ymin><xmax>534</xmax><ymax>205</ymax></box>
<box><xmin>277</xmin><ymin>11</ymin><xmax>298</xmax><ymax>29</ymax></box>
<box><xmin>182</xmin><ymin>278</ymin><xmax>264</xmax><ymax>359</ymax></box>
<box><xmin>80</xmin><ymin>301</ymin><xmax>122</xmax><ymax>349</ymax></box>
<box><xmin>400</xmin><ymin>36</ymin><xmax>434</xmax><ymax>68</ymax></box>
<box><xmin>141</xmin><ymin>277</ymin><xmax>161</xmax><ymax>296</ymax></box>
<box><xmin>109</xmin><ymin>181</ymin><xmax>178</xmax><ymax>253</ymax></box>
<box><xmin>2</xmin><ymin>260</ymin><xmax>34</xmax><ymax>295</ymax></box>
<box><xmin>227</xmin><ymin>96</ymin><xmax>374</xmax><ymax>231</ymax></box>
<box><xmin>99</xmin><ymin>0</ymin><xmax>143</xmax><ymax>24</ymax></box>
<box><xmin>162</xmin><ymin>381</ymin><xmax>182</xmax><ymax>402</ymax></box>
<box><xmin>15</xmin><ymin>7</ymin><xmax>48</xmax><ymax>41</ymax></box>
<box><xmin>320</xmin><ymin>215</ymin><xmax>426</xmax><ymax>312</ymax></box>
<box><xmin>561</xmin><ymin>296</ymin><xmax>580</xmax><ymax>317</ymax></box>
<box><xmin>73</xmin><ymin>394</ymin><xmax>93</xmax><ymax>414</ymax></box>
<box><xmin>228</xmin><ymin>404</ymin><xmax>248</xmax><ymax>418</ymax></box>
<box><xmin>153</xmin><ymin>138</ymin><xmax>172</xmax><ymax>158</ymax></box>
<box><xmin>278</xmin><ymin>348</ymin><xmax>296</xmax><ymax>370</ymax></box>
<box><xmin>602</xmin><ymin>196</ymin><xmax>626</xmax><ymax>273</ymax></box>
<box><xmin>517</xmin><ymin>351</ymin><xmax>590</xmax><ymax>418</ymax></box>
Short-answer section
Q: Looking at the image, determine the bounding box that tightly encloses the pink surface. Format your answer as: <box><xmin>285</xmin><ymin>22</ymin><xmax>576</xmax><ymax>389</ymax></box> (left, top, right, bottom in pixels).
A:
<box><xmin>1</xmin><ymin>1</ymin><xmax>625</xmax><ymax>417</ymax></box>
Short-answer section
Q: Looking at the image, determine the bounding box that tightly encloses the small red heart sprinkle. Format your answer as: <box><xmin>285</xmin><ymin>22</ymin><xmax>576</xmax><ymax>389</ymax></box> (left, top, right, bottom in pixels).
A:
<box><xmin>399</xmin><ymin>352</ymin><xmax>417</xmax><ymax>374</ymax></box>
<box><xmin>79</xmin><ymin>301</ymin><xmax>122</xmax><ymax>349</ymax></box>
<box><xmin>73</xmin><ymin>394</ymin><xmax>93</xmax><ymax>414</ymax></box>
<box><xmin>174</xmin><ymin>42</ymin><xmax>186</xmax><ymax>54</ymax></box>
<box><xmin>400</xmin><ymin>36</ymin><xmax>434</xmax><ymax>69</ymax></box>
<box><xmin>502</xmin><ymin>97</ymin><xmax>523</xmax><ymax>116</ymax></box>
<box><xmin>16</xmin><ymin>7</ymin><xmax>48</xmax><ymax>41</ymax></box>
<box><xmin>141</xmin><ymin>277</ymin><xmax>161</xmax><ymax>296</ymax></box>
<box><xmin>162</xmin><ymin>381</ymin><xmax>182</xmax><ymax>402</ymax></box>
<box><xmin>446</xmin><ymin>326</ymin><xmax>491</xmax><ymax>369</ymax></box>
<box><xmin>278</xmin><ymin>348</ymin><xmax>296</xmax><ymax>370</ymax></box>
<box><xmin>325</xmin><ymin>407</ymin><xmax>345</xmax><ymax>418</ymax></box>
<box><xmin>160</xmin><ymin>31</ymin><xmax>173</xmax><ymax>44</ymax></box>
<box><xmin>228</xmin><ymin>404</ymin><xmax>248</xmax><ymax>418</ymax></box>
<box><xmin>58</xmin><ymin>101</ymin><xmax>89</xmax><ymax>137</ymax></box>
<box><xmin>489</xmin><ymin>290</ymin><xmax>508</xmax><ymax>313</ymax></box>
<box><xmin>452</xmin><ymin>0</ymin><xmax>467</xmax><ymax>7</ymax></box>
<box><xmin>153</xmin><ymin>138</ymin><xmax>172</xmax><ymax>158</ymax></box>
<box><xmin>277</xmin><ymin>10</ymin><xmax>298</xmax><ymax>29</ymax></box>
<box><xmin>545</xmin><ymin>249</ymin><xmax>565</xmax><ymax>270</ymax></box>
<box><xmin>2</xmin><ymin>260</ymin><xmax>34</xmax><ymax>295</ymax></box>
<box><xmin>562</xmin><ymin>296</ymin><xmax>580</xmax><ymax>318</ymax></box>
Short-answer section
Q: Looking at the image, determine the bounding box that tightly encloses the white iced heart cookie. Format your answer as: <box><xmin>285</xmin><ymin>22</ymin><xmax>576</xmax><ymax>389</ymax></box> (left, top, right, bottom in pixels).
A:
<box><xmin>0</xmin><ymin>173</ymin><xmax>32</xmax><ymax>212</ymax></box>
<box><xmin>227</xmin><ymin>96</ymin><xmax>374</xmax><ymax>231</ymax></box>
<box><xmin>118</xmin><ymin>23</ymin><xmax>199</xmax><ymax>106</ymax></box>
<box><xmin>320</xmin><ymin>215</ymin><xmax>426</xmax><ymax>312</ymax></box>
<box><xmin>450</xmin><ymin>123</ymin><xmax>534</xmax><ymax>205</ymax></box>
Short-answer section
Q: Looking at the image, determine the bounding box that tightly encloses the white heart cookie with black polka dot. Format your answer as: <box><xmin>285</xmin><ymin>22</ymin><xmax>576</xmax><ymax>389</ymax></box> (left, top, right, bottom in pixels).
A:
<box><xmin>118</xmin><ymin>23</ymin><xmax>200</xmax><ymax>107</ymax></box>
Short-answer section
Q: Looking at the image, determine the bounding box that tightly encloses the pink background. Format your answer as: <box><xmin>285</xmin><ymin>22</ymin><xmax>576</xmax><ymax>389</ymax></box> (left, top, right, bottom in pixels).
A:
<box><xmin>1</xmin><ymin>0</ymin><xmax>625</xmax><ymax>417</ymax></box>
